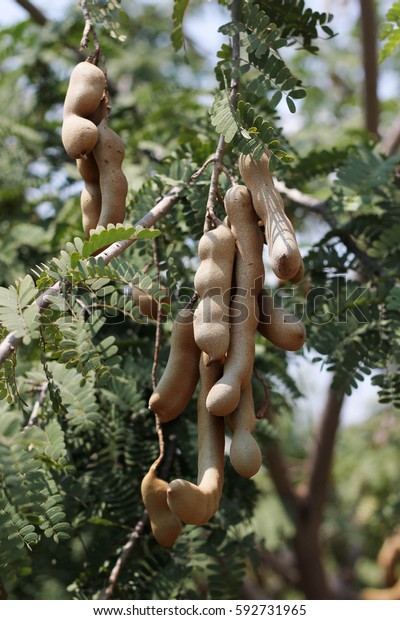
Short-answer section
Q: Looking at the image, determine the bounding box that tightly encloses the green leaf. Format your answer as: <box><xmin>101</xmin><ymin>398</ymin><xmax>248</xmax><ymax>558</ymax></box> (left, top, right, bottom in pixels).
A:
<box><xmin>171</xmin><ymin>0</ymin><xmax>190</xmax><ymax>51</ymax></box>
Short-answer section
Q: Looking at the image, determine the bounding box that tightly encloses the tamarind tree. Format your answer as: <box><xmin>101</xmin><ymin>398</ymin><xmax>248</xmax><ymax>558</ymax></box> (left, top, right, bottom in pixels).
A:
<box><xmin>0</xmin><ymin>0</ymin><xmax>400</xmax><ymax>601</ymax></box>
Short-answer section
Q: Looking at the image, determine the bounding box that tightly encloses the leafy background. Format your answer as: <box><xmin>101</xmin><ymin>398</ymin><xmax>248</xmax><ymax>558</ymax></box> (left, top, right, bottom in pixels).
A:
<box><xmin>0</xmin><ymin>0</ymin><xmax>399</xmax><ymax>601</ymax></box>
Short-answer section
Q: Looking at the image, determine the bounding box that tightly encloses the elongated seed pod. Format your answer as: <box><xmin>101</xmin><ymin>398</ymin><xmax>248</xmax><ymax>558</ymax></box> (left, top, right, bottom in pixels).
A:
<box><xmin>167</xmin><ymin>354</ymin><xmax>225</xmax><ymax>525</ymax></box>
<box><xmin>206</xmin><ymin>185</ymin><xmax>264</xmax><ymax>417</ymax></box>
<box><xmin>93</xmin><ymin>119</ymin><xmax>127</xmax><ymax>227</ymax></box>
<box><xmin>227</xmin><ymin>383</ymin><xmax>262</xmax><ymax>478</ymax></box>
<box><xmin>62</xmin><ymin>62</ymin><xmax>106</xmax><ymax>159</ymax></box>
<box><xmin>131</xmin><ymin>285</ymin><xmax>169</xmax><ymax>322</ymax></box>
<box><xmin>239</xmin><ymin>151</ymin><xmax>301</xmax><ymax>281</ymax></box>
<box><xmin>193</xmin><ymin>224</ymin><xmax>235</xmax><ymax>361</ymax></box>
<box><xmin>257</xmin><ymin>289</ymin><xmax>306</xmax><ymax>351</ymax></box>
<box><xmin>141</xmin><ymin>467</ymin><xmax>182</xmax><ymax>547</ymax></box>
<box><xmin>149</xmin><ymin>309</ymin><xmax>200</xmax><ymax>423</ymax></box>
<box><xmin>77</xmin><ymin>152</ymin><xmax>102</xmax><ymax>237</ymax></box>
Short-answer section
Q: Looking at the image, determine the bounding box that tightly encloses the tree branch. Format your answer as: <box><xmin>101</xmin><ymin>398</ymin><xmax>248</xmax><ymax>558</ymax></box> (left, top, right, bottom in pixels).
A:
<box><xmin>0</xmin><ymin>186</ymin><xmax>182</xmax><ymax>365</ymax></box>
<box><xmin>275</xmin><ymin>179</ymin><xmax>384</xmax><ymax>277</ymax></box>
<box><xmin>14</xmin><ymin>0</ymin><xmax>47</xmax><ymax>26</ymax></box>
<box><xmin>99</xmin><ymin>510</ymin><xmax>149</xmax><ymax>600</ymax></box>
<box><xmin>359</xmin><ymin>0</ymin><xmax>379</xmax><ymax>136</ymax></box>
<box><xmin>306</xmin><ymin>384</ymin><xmax>346</xmax><ymax>525</ymax></box>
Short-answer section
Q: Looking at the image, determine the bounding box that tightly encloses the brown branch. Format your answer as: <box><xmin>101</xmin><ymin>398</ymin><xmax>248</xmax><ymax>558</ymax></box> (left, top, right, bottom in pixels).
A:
<box><xmin>359</xmin><ymin>0</ymin><xmax>379</xmax><ymax>136</ymax></box>
<box><xmin>305</xmin><ymin>384</ymin><xmax>346</xmax><ymax>525</ymax></box>
<box><xmin>204</xmin><ymin>136</ymin><xmax>225</xmax><ymax>232</ymax></box>
<box><xmin>99</xmin><ymin>510</ymin><xmax>149</xmax><ymax>600</ymax></box>
<box><xmin>203</xmin><ymin>0</ymin><xmax>241</xmax><ymax>232</ymax></box>
<box><xmin>14</xmin><ymin>0</ymin><xmax>47</xmax><ymax>25</ymax></box>
<box><xmin>0</xmin><ymin>186</ymin><xmax>182</xmax><ymax>365</ymax></box>
<box><xmin>263</xmin><ymin>401</ymin><xmax>298</xmax><ymax>510</ymax></box>
<box><xmin>80</xmin><ymin>0</ymin><xmax>101</xmax><ymax>57</ymax></box>
<box><xmin>275</xmin><ymin>179</ymin><xmax>384</xmax><ymax>277</ymax></box>
<box><xmin>380</xmin><ymin>118</ymin><xmax>400</xmax><ymax>156</ymax></box>
<box><xmin>151</xmin><ymin>235</ymin><xmax>165</xmax><ymax>470</ymax></box>
<box><xmin>24</xmin><ymin>381</ymin><xmax>48</xmax><ymax>429</ymax></box>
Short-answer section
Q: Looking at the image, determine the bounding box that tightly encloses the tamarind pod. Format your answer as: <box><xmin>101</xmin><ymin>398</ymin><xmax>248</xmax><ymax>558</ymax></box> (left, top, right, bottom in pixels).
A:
<box><xmin>193</xmin><ymin>224</ymin><xmax>235</xmax><ymax>361</ymax></box>
<box><xmin>167</xmin><ymin>353</ymin><xmax>225</xmax><ymax>525</ymax></box>
<box><xmin>62</xmin><ymin>115</ymin><xmax>99</xmax><ymax>159</ymax></box>
<box><xmin>76</xmin><ymin>152</ymin><xmax>101</xmax><ymax>237</ymax></box>
<box><xmin>361</xmin><ymin>581</ymin><xmax>400</xmax><ymax>600</ymax></box>
<box><xmin>239</xmin><ymin>151</ymin><xmax>301</xmax><ymax>281</ymax></box>
<box><xmin>227</xmin><ymin>382</ymin><xmax>262</xmax><ymax>478</ymax></box>
<box><xmin>141</xmin><ymin>467</ymin><xmax>182</xmax><ymax>547</ymax></box>
<box><xmin>62</xmin><ymin>62</ymin><xmax>106</xmax><ymax>159</ymax></box>
<box><xmin>289</xmin><ymin>258</ymin><xmax>305</xmax><ymax>284</ymax></box>
<box><xmin>63</xmin><ymin>61</ymin><xmax>106</xmax><ymax>118</ymax></box>
<box><xmin>93</xmin><ymin>119</ymin><xmax>127</xmax><ymax>228</ymax></box>
<box><xmin>89</xmin><ymin>97</ymin><xmax>108</xmax><ymax>126</ymax></box>
<box><xmin>206</xmin><ymin>185</ymin><xmax>264</xmax><ymax>417</ymax></box>
<box><xmin>131</xmin><ymin>285</ymin><xmax>169</xmax><ymax>322</ymax></box>
<box><xmin>257</xmin><ymin>289</ymin><xmax>306</xmax><ymax>351</ymax></box>
<box><xmin>148</xmin><ymin>309</ymin><xmax>201</xmax><ymax>423</ymax></box>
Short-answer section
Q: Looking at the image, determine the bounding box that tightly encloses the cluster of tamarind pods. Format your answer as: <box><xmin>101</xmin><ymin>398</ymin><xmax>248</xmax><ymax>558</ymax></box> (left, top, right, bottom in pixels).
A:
<box><xmin>143</xmin><ymin>151</ymin><xmax>306</xmax><ymax>547</ymax></box>
<box><xmin>61</xmin><ymin>60</ymin><xmax>127</xmax><ymax>236</ymax></box>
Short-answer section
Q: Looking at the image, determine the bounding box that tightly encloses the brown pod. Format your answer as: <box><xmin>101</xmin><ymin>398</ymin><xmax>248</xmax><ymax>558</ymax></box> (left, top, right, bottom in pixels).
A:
<box><xmin>141</xmin><ymin>467</ymin><xmax>182</xmax><ymax>548</ymax></box>
<box><xmin>193</xmin><ymin>224</ymin><xmax>235</xmax><ymax>361</ymax></box>
<box><xmin>239</xmin><ymin>151</ymin><xmax>301</xmax><ymax>281</ymax></box>
<box><xmin>227</xmin><ymin>382</ymin><xmax>262</xmax><ymax>479</ymax></box>
<box><xmin>206</xmin><ymin>185</ymin><xmax>264</xmax><ymax>417</ymax></box>
<box><xmin>148</xmin><ymin>309</ymin><xmax>201</xmax><ymax>423</ymax></box>
<box><xmin>131</xmin><ymin>285</ymin><xmax>169</xmax><ymax>322</ymax></box>
<box><xmin>93</xmin><ymin>119</ymin><xmax>127</xmax><ymax>228</ymax></box>
<box><xmin>257</xmin><ymin>289</ymin><xmax>306</xmax><ymax>351</ymax></box>
<box><xmin>77</xmin><ymin>152</ymin><xmax>101</xmax><ymax>237</ymax></box>
<box><xmin>62</xmin><ymin>62</ymin><xmax>106</xmax><ymax>159</ymax></box>
<box><xmin>167</xmin><ymin>353</ymin><xmax>225</xmax><ymax>525</ymax></box>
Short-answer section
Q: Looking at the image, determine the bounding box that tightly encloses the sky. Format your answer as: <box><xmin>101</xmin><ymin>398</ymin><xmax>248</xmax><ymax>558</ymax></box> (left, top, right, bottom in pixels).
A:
<box><xmin>0</xmin><ymin>0</ymin><xmax>391</xmax><ymax>426</ymax></box>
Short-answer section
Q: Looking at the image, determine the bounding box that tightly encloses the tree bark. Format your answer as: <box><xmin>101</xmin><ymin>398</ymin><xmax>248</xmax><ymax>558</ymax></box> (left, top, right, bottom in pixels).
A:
<box><xmin>359</xmin><ymin>0</ymin><xmax>379</xmax><ymax>136</ymax></box>
<box><xmin>14</xmin><ymin>0</ymin><xmax>47</xmax><ymax>25</ymax></box>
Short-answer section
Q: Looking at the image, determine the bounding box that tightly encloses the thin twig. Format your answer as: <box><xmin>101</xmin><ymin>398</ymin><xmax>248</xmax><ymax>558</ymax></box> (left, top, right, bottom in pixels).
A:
<box><xmin>253</xmin><ymin>367</ymin><xmax>270</xmax><ymax>420</ymax></box>
<box><xmin>99</xmin><ymin>510</ymin><xmax>149</xmax><ymax>600</ymax></box>
<box><xmin>80</xmin><ymin>0</ymin><xmax>101</xmax><ymax>58</ymax></box>
<box><xmin>204</xmin><ymin>135</ymin><xmax>225</xmax><ymax>232</ymax></box>
<box><xmin>191</xmin><ymin>156</ymin><xmax>216</xmax><ymax>181</ymax></box>
<box><xmin>151</xmin><ymin>235</ymin><xmax>165</xmax><ymax>470</ymax></box>
<box><xmin>203</xmin><ymin>0</ymin><xmax>241</xmax><ymax>232</ymax></box>
<box><xmin>24</xmin><ymin>381</ymin><xmax>48</xmax><ymax>429</ymax></box>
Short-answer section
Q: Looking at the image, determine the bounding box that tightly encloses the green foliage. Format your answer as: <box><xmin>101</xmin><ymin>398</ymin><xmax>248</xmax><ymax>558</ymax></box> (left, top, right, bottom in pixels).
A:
<box><xmin>211</xmin><ymin>0</ymin><xmax>331</xmax><ymax>161</ymax></box>
<box><xmin>379</xmin><ymin>2</ymin><xmax>400</xmax><ymax>62</ymax></box>
<box><xmin>0</xmin><ymin>0</ymin><xmax>399</xmax><ymax>604</ymax></box>
<box><xmin>171</xmin><ymin>0</ymin><xmax>190</xmax><ymax>51</ymax></box>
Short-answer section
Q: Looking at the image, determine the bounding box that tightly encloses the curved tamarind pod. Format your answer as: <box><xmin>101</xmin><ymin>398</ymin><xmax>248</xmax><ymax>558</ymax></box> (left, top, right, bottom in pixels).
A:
<box><xmin>76</xmin><ymin>152</ymin><xmax>102</xmax><ymax>237</ymax></box>
<box><xmin>257</xmin><ymin>289</ymin><xmax>306</xmax><ymax>351</ymax></box>
<box><xmin>227</xmin><ymin>382</ymin><xmax>262</xmax><ymax>478</ymax></box>
<box><xmin>167</xmin><ymin>353</ymin><xmax>225</xmax><ymax>525</ymax></box>
<box><xmin>206</xmin><ymin>185</ymin><xmax>264</xmax><ymax>417</ymax></box>
<box><xmin>93</xmin><ymin>119</ymin><xmax>127</xmax><ymax>227</ymax></box>
<box><xmin>239</xmin><ymin>151</ymin><xmax>301</xmax><ymax>281</ymax></box>
<box><xmin>193</xmin><ymin>224</ymin><xmax>235</xmax><ymax>361</ymax></box>
<box><xmin>141</xmin><ymin>466</ymin><xmax>182</xmax><ymax>547</ymax></box>
<box><xmin>131</xmin><ymin>285</ymin><xmax>170</xmax><ymax>322</ymax></box>
<box><xmin>289</xmin><ymin>258</ymin><xmax>305</xmax><ymax>284</ymax></box>
<box><xmin>148</xmin><ymin>309</ymin><xmax>200</xmax><ymax>423</ymax></box>
<box><xmin>62</xmin><ymin>62</ymin><xmax>106</xmax><ymax>159</ymax></box>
